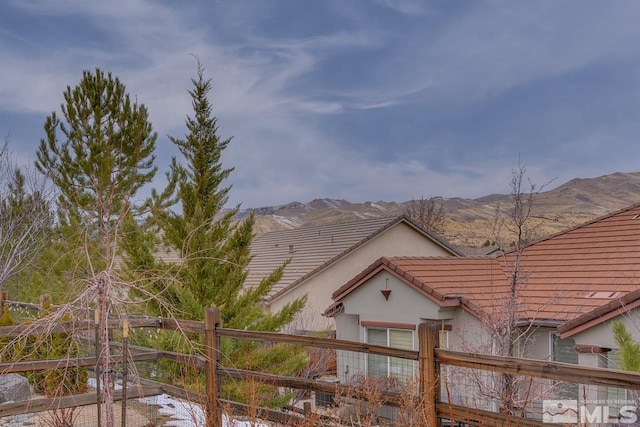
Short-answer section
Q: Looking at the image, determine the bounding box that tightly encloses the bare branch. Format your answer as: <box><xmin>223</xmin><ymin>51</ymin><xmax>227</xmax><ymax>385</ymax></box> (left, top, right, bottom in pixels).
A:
<box><xmin>403</xmin><ymin>196</ymin><xmax>447</xmax><ymax>234</ymax></box>
<box><xmin>0</xmin><ymin>138</ymin><xmax>54</xmax><ymax>290</ymax></box>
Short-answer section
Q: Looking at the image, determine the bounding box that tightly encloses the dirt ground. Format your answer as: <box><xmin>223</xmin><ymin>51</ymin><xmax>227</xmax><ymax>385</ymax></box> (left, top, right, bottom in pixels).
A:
<box><xmin>31</xmin><ymin>399</ymin><xmax>173</xmax><ymax>427</ymax></box>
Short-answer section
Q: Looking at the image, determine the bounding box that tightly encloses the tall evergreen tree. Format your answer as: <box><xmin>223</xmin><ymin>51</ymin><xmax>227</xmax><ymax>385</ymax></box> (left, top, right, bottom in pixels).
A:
<box><xmin>122</xmin><ymin>62</ymin><xmax>306</xmax><ymax>405</ymax></box>
<box><xmin>36</xmin><ymin>68</ymin><xmax>157</xmax><ymax>265</ymax></box>
<box><xmin>29</xmin><ymin>68</ymin><xmax>158</xmax><ymax>301</ymax></box>
<box><xmin>34</xmin><ymin>68</ymin><xmax>158</xmax><ymax>427</ymax></box>
<box><xmin>133</xmin><ymin>61</ymin><xmax>304</xmax><ymax>326</ymax></box>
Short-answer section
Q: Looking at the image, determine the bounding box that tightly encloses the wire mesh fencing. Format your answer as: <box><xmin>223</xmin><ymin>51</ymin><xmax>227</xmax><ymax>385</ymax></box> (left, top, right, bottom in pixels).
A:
<box><xmin>3</xmin><ymin>303</ymin><xmax>640</xmax><ymax>427</ymax></box>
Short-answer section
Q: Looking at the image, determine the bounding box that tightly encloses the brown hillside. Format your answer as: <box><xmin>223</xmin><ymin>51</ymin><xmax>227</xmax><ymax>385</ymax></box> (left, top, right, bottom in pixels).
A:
<box><xmin>242</xmin><ymin>172</ymin><xmax>640</xmax><ymax>253</ymax></box>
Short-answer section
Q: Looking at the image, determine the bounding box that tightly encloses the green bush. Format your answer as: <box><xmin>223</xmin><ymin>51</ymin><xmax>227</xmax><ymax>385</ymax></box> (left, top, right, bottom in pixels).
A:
<box><xmin>18</xmin><ymin>295</ymin><xmax>88</xmax><ymax>397</ymax></box>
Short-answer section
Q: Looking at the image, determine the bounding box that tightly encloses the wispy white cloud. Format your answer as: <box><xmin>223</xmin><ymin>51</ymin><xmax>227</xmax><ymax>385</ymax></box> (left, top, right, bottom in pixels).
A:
<box><xmin>3</xmin><ymin>0</ymin><xmax>640</xmax><ymax>208</ymax></box>
<box><xmin>390</xmin><ymin>2</ymin><xmax>640</xmax><ymax>114</ymax></box>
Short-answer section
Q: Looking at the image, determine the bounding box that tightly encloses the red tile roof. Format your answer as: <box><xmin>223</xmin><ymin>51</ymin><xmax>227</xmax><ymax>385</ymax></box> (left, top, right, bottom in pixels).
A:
<box><xmin>329</xmin><ymin>204</ymin><xmax>640</xmax><ymax>333</ymax></box>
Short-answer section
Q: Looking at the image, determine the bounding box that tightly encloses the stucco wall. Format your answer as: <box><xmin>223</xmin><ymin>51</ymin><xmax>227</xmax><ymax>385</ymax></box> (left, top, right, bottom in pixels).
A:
<box><xmin>449</xmin><ymin>309</ymin><xmax>487</xmax><ymax>351</ymax></box>
<box><xmin>569</xmin><ymin>307</ymin><xmax>640</xmax><ymax>350</ymax></box>
<box><xmin>334</xmin><ymin>269</ymin><xmax>458</xmax><ymax>384</ymax></box>
<box><xmin>341</xmin><ymin>271</ymin><xmax>450</xmax><ymax>339</ymax></box>
<box><xmin>335</xmin><ymin>313</ymin><xmax>360</xmax><ymax>341</ymax></box>
<box><xmin>269</xmin><ymin>221</ymin><xmax>456</xmax><ymax>330</ymax></box>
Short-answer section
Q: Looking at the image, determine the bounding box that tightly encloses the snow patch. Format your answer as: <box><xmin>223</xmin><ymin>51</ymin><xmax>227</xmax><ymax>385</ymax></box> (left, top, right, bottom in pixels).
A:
<box><xmin>87</xmin><ymin>379</ymin><xmax>268</xmax><ymax>426</ymax></box>
<box><xmin>369</xmin><ymin>203</ymin><xmax>387</xmax><ymax>212</ymax></box>
<box><xmin>139</xmin><ymin>394</ymin><xmax>205</xmax><ymax>427</ymax></box>
<box><xmin>353</xmin><ymin>211</ymin><xmax>378</xmax><ymax>219</ymax></box>
<box><xmin>323</xmin><ymin>199</ymin><xmax>343</xmax><ymax>209</ymax></box>
<box><xmin>272</xmin><ymin>215</ymin><xmax>304</xmax><ymax>228</ymax></box>
<box><xmin>139</xmin><ymin>393</ymin><xmax>268</xmax><ymax>427</ymax></box>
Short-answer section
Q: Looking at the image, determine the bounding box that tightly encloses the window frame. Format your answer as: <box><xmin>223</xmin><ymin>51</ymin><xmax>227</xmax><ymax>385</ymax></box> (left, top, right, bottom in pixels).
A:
<box><xmin>549</xmin><ymin>332</ymin><xmax>578</xmax><ymax>399</ymax></box>
<box><xmin>365</xmin><ymin>326</ymin><xmax>415</xmax><ymax>380</ymax></box>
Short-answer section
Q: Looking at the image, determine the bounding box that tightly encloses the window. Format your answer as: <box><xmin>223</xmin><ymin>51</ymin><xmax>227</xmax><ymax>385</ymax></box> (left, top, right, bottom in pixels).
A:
<box><xmin>439</xmin><ymin>329</ymin><xmax>449</xmax><ymax>349</ymax></box>
<box><xmin>367</xmin><ymin>328</ymin><xmax>414</xmax><ymax>380</ymax></box>
<box><xmin>550</xmin><ymin>333</ymin><xmax>578</xmax><ymax>399</ymax></box>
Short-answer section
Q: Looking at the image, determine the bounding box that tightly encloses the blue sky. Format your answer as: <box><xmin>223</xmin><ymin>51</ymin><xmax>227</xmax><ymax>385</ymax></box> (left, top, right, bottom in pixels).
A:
<box><xmin>2</xmin><ymin>1</ymin><xmax>640</xmax><ymax>208</ymax></box>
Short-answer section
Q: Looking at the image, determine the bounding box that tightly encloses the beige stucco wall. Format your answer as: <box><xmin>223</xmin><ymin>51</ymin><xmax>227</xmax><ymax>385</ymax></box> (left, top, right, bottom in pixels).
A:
<box><xmin>268</xmin><ymin>221</ymin><xmax>456</xmax><ymax>331</ymax></box>
<box><xmin>570</xmin><ymin>307</ymin><xmax>640</xmax><ymax>350</ymax></box>
<box><xmin>341</xmin><ymin>270</ymin><xmax>451</xmax><ymax>338</ymax></box>
<box><xmin>334</xmin><ymin>270</ymin><xmax>458</xmax><ymax>384</ymax></box>
<box><xmin>449</xmin><ymin>309</ymin><xmax>488</xmax><ymax>352</ymax></box>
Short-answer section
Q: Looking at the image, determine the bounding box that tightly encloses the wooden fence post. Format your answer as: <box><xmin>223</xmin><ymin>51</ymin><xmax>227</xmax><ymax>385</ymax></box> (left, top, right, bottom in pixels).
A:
<box><xmin>205</xmin><ymin>307</ymin><xmax>222</xmax><ymax>427</ymax></box>
<box><xmin>419</xmin><ymin>322</ymin><xmax>440</xmax><ymax>427</ymax></box>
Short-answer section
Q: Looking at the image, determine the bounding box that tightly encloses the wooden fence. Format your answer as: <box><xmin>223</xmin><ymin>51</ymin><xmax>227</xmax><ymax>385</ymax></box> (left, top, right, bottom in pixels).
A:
<box><xmin>1</xmin><ymin>305</ymin><xmax>640</xmax><ymax>426</ymax></box>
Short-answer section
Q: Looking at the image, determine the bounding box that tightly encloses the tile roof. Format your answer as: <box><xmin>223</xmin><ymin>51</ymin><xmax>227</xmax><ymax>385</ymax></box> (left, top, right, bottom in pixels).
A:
<box><xmin>512</xmin><ymin>203</ymin><xmax>640</xmax><ymax>321</ymax></box>
<box><xmin>329</xmin><ymin>256</ymin><xmax>505</xmax><ymax>318</ymax></box>
<box><xmin>246</xmin><ymin>215</ymin><xmax>461</xmax><ymax>302</ymax></box>
<box><xmin>329</xmin><ymin>203</ymin><xmax>640</xmax><ymax>332</ymax></box>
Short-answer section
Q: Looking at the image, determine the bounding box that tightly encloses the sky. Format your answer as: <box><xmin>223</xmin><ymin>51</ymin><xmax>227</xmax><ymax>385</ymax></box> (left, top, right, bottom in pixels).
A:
<box><xmin>2</xmin><ymin>1</ymin><xmax>640</xmax><ymax>209</ymax></box>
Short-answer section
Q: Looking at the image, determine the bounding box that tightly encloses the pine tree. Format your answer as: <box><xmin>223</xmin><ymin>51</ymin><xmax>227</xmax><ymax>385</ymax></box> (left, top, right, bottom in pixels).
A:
<box><xmin>28</xmin><ymin>68</ymin><xmax>157</xmax><ymax>304</ymax></box>
<box><xmin>36</xmin><ymin>68</ymin><xmax>157</xmax><ymax>265</ymax></box>
<box><xmin>129</xmin><ymin>61</ymin><xmax>305</xmax><ymax>325</ymax></box>
<box><xmin>612</xmin><ymin>320</ymin><xmax>640</xmax><ymax>372</ymax></box>
<box><xmin>34</xmin><ymin>68</ymin><xmax>158</xmax><ymax>427</ymax></box>
<box><xmin>123</xmin><ymin>61</ymin><xmax>307</xmax><ymax>404</ymax></box>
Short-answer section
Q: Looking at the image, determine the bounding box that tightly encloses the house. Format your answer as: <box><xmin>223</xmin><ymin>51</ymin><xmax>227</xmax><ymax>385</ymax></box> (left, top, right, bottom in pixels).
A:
<box><xmin>325</xmin><ymin>203</ymin><xmax>640</xmax><ymax>417</ymax></box>
<box><xmin>244</xmin><ymin>215</ymin><xmax>461</xmax><ymax>330</ymax></box>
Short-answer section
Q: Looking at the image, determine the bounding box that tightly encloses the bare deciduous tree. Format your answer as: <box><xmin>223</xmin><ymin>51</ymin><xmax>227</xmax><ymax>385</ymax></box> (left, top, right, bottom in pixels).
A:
<box><xmin>0</xmin><ymin>139</ymin><xmax>53</xmax><ymax>291</ymax></box>
<box><xmin>457</xmin><ymin>160</ymin><xmax>557</xmax><ymax>415</ymax></box>
<box><xmin>498</xmin><ymin>161</ymin><xmax>557</xmax><ymax>413</ymax></box>
<box><xmin>403</xmin><ymin>196</ymin><xmax>446</xmax><ymax>234</ymax></box>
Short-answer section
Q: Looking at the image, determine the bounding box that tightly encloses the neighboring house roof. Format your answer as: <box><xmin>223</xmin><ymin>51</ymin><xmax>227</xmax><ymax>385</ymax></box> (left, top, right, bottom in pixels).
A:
<box><xmin>327</xmin><ymin>203</ymin><xmax>640</xmax><ymax>331</ymax></box>
<box><xmin>557</xmin><ymin>288</ymin><xmax>640</xmax><ymax>338</ymax></box>
<box><xmin>512</xmin><ymin>202</ymin><xmax>640</xmax><ymax>322</ymax></box>
<box><xmin>245</xmin><ymin>215</ymin><xmax>461</xmax><ymax>303</ymax></box>
<box><xmin>327</xmin><ymin>256</ymin><xmax>501</xmax><ymax>318</ymax></box>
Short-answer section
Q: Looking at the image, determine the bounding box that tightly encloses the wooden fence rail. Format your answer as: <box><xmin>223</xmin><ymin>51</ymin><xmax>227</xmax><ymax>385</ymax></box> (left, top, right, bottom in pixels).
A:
<box><xmin>216</xmin><ymin>327</ymin><xmax>419</xmax><ymax>360</ymax></box>
<box><xmin>437</xmin><ymin>348</ymin><xmax>640</xmax><ymax>390</ymax></box>
<box><xmin>3</xmin><ymin>305</ymin><xmax>640</xmax><ymax>426</ymax></box>
<box><xmin>210</xmin><ymin>310</ymin><xmax>640</xmax><ymax>427</ymax></box>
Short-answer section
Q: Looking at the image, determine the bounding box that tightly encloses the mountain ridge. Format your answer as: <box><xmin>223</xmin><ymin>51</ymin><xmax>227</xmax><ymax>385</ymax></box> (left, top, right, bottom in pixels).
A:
<box><xmin>242</xmin><ymin>171</ymin><xmax>640</xmax><ymax>251</ymax></box>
